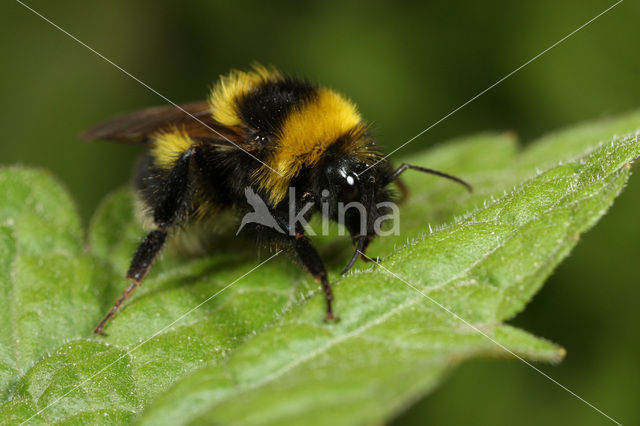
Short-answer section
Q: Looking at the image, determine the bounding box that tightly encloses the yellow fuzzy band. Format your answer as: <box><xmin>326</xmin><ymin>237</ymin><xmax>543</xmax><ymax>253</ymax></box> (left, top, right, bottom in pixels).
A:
<box><xmin>151</xmin><ymin>129</ymin><xmax>194</xmax><ymax>169</ymax></box>
<box><xmin>254</xmin><ymin>87</ymin><xmax>370</xmax><ymax>205</ymax></box>
<box><xmin>208</xmin><ymin>64</ymin><xmax>282</xmax><ymax>126</ymax></box>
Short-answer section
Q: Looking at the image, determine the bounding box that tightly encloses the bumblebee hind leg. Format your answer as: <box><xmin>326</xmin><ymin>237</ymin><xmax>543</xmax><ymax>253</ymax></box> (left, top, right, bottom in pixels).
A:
<box><xmin>94</xmin><ymin>229</ymin><xmax>167</xmax><ymax>334</ymax></box>
<box><xmin>94</xmin><ymin>146</ymin><xmax>197</xmax><ymax>334</ymax></box>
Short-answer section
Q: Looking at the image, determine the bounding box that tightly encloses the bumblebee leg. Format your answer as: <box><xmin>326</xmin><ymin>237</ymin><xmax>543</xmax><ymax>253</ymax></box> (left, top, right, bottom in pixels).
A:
<box><xmin>293</xmin><ymin>233</ymin><xmax>335</xmax><ymax>321</ymax></box>
<box><xmin>94</xmin><ymin>229</ymin><xmax>167</xmax><ymax>334</ymax></box>
<box><xmin>94</xmin><ymin>147</ymin><xmax>196</xmax><ymax>334</ymax></box>
<box><xmin>358</xmin><ymin>236</ymin><xmax>374</xmax><ymax>263</ymax></box>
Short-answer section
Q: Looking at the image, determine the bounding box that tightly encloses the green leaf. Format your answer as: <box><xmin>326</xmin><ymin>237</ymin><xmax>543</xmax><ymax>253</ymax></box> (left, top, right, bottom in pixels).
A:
<box><xmin>0</xmin><ymin>111</ymin><xmax>639</xmax><ymax>425</ymax></box>
<box><xmin>138</xmin><ymin>129</ymin><xmax>639</xmax><ymax>426</ymax></box>
<box><xmin>1</xmin><ymin>341</ymin><xmax>138</xmax><ymax>425</ymax></box>
<box><xmin>0</xmin><ymin>169</ymin><xmax>109</xmax><ymax>395</ymax></box>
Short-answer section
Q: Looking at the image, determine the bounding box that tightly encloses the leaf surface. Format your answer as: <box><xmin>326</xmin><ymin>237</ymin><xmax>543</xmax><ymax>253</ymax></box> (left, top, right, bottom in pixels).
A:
<box><xmin>0</xmin><ymin>112</ymin><xmax>638</xmax><ymax>425</ymax></box>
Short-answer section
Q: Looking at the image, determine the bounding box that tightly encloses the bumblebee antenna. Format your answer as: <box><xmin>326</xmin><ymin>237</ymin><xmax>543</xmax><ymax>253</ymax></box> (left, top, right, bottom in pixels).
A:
<box><xmin>388</xmin><ymin>163</ymin><xmax>472</xmax><ymax>192</ymax></box>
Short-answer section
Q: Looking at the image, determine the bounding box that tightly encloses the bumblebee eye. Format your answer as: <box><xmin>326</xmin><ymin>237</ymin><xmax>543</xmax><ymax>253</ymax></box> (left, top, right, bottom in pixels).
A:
<box><xmin>341</xmin><ymin>173</ymin><xmax>359</xmax><ymax>202</ymax></box>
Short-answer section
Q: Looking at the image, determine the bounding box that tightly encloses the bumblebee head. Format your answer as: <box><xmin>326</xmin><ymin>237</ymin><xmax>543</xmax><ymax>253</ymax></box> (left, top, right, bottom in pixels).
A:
<box><xmin>318</xmin><ymin>154</ymin><xmax>396</xmax><ymax>274</ymax></box>
<box><xmin>318</xmin><ymin>149</ymin><xmax>472</xmax><ymax>275</ymax></box>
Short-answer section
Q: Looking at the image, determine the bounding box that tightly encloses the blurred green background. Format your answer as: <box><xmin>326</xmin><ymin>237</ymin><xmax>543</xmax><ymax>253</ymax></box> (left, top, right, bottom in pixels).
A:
<box><xmin>1</xmin><ymin>1</ymin><xmax>639</xmax><ymax>424</ymax></box>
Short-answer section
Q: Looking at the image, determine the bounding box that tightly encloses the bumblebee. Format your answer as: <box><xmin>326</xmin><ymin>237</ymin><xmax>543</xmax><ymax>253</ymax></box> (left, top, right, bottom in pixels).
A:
<box><xmin>83</xmin><ymin>65</ymin><xmax>470</xmax><ymax>334</ymax></box>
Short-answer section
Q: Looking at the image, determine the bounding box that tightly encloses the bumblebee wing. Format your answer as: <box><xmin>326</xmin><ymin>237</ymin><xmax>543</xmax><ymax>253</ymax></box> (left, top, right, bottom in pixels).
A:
<box><xmin>80</xmin><ymin>101</ymin><xmax>244</xmax><ymax>146</ymax></box>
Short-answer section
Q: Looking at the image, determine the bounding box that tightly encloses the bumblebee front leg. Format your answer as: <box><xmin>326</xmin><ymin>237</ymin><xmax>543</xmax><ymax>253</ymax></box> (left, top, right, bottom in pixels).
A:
<box><xmin>94</xmin><ymin>147</ymin><xmax>196</xmax><ymax>334</ymax></box>
<box><xmin>292</xmin><ymin>233</ymin><xmax>335</xmax><ymax>321</ymax></box>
